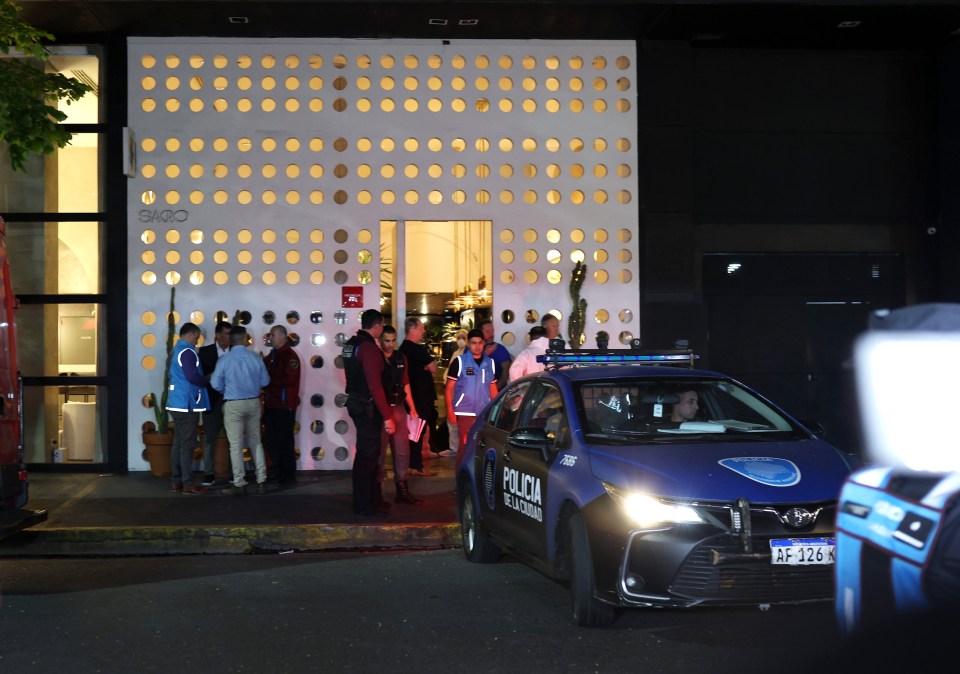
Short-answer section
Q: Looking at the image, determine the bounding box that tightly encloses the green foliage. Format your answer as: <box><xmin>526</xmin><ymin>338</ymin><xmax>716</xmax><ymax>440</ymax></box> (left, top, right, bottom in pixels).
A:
<box><xmin>424</xmin><ymin>322</ymin><xmax>444</xmax><ymax>344</ymax></box>
<box><xmin>380</xmin><ymin>242</ymin><xmax>392</xmax><ymax>292</ymax></box>
<box><xmin>441</xmin><ymin>322</ymin><xmax>462</xmax><ymax>342</ymax></box>
<box><xmin>0</xmin><ymin>0</ymin><xmax>93</xmax><ymax>172</ymax></box>
<box><xmin>151</xmin><ymin>286</ymin><xmax>176</xmax><ymax>434</ymax></box>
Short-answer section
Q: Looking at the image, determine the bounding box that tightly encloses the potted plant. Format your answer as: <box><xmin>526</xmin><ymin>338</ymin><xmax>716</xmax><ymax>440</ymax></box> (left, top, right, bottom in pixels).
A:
<box><xmin>141</xmin><ymin>286</ymin><xmax>176</xmax><ymax>476</ymax></box>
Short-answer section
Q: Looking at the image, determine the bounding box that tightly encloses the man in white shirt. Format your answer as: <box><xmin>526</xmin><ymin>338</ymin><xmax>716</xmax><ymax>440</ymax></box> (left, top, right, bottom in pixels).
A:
<box><xmin>508</xmin><ymin>325</ymin><xmax>549</xmax><ymax>382</ymax></box>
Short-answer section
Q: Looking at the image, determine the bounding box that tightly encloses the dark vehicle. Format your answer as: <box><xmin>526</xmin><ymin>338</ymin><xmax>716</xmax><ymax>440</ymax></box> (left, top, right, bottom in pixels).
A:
<box><xmin>0</xmin><ymin>216</ymin><xmax>47</xmax><ymax>539</ymax></box>
<box><xmin>456</xmin><ymin>350</ymin><xmax>858</xmax><ymax>626</ymax></box>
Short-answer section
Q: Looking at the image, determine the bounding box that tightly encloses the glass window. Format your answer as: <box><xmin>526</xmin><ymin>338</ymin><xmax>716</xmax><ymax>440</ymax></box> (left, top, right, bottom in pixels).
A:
<box><xmin>21</xmin><ymin>385</ymin><xmax>105</xmax><ymax>464</ymax></box>
<box><xmin>491</xmin><ymin>381</ymin><xmax>530</xmax><ymax>433</ymax></box>
<box><xmin>49</xmin><ymin>51</ymin><xmax>101</xmax><ymax>124</ymax></box>
<box><xmin>55</xmin><ymin>132</ymin><xmax>101</xmax><ymax>211</ymax></box>
<box><xmin>0</xmin><ymin>108</ymin><xmax>100</xmax><ymax>214</ymax></box>
<box><xmin>576</xmin><ymin>378</ymin><xmax>803</xmax><ymax>443</ymax></box>
<box><xmin>15</xmin><ymin>304</ymin><xmax>103</xmax><ymax>376</ymax></box>
<box><xmin>7</xmin><ymin>221</ymin><xmax>102</xmax><ymax>295</ymax></box>
<box><xmin>520</xmin><ymin>384</ymin><xmax>564</xmax><ymax>430</ymax></box>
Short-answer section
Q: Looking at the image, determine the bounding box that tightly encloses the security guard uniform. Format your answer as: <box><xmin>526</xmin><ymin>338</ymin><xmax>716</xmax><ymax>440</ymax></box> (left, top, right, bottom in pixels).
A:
<box><xmin>342</xmin><ymin>329</ymin><xmax>391</xmax><ymax>515</ymax></box>
<box><xmin>263</xmin><ymin>340</ymin><xmax>301</xmax><ymax>484</ymax></box>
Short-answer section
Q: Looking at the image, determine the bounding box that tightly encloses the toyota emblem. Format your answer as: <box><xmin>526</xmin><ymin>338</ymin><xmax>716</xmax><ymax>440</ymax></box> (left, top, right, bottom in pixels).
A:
<box><xmin>782</xmin><ymin>507</ymin><xmax>815</xmax><ymax>529</ymax></box>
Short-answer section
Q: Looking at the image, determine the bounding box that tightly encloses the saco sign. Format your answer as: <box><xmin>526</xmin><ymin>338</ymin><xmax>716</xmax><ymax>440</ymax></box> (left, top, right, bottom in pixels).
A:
<box><xmin>138</xmin><ymin>209</ymin><xmax>189</xmax><ymax>223</ymax></box>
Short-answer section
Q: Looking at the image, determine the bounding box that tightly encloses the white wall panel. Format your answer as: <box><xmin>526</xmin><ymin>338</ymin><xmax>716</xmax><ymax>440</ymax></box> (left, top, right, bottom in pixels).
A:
<box><xmin>127</xmin><ymin>38</ymin><xmax>638</xmax><ymax>471</ymax></box>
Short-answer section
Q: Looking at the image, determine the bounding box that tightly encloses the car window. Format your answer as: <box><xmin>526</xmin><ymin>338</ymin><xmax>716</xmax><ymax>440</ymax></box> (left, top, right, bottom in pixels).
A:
<box><xmin>577</xmin><ymin>378</ymin><xmax>803</xmax><ymax>443</ymax></box>
<box><xmin>490</xmin><ymin>381</ymin><xmax>530</xmax><ymax>433</ymax></box>
<box><xmin>518</xmin><ymin>383</ymin><xmax>569</xmax><ymax>448</ymax></box>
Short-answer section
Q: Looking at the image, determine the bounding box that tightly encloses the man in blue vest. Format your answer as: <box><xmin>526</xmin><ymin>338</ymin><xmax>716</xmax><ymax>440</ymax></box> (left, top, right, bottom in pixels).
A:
<box><xmin>165</xmin><ymin>322</ymin><xmax>211</xmax><ymax>495</ymax></box>
<box><xmin>445</xmin><ymin>328</ymin><xmax>498</xmax><ymax>470</ymax></box>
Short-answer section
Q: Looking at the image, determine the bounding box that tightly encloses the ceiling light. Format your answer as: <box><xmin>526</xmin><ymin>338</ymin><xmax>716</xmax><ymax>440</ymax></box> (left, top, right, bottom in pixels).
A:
<box><xmin>228</xmin><ymin>16</ymin><xmax>249</xmax><ymax>24</ymax></box>
<box><xmin>837</xmin><ymin>21</ymin><xmax>861</xmax><ymax>28</ymax></box>
<box><xmin>428</xmin><ymin>18</ymin><xmax>448</xmax><ymax>26</ymax></box>
<box><xmin>459</xmin><ymin>19</ymin><xmax>479</xmax><ymax>26</ymax></box>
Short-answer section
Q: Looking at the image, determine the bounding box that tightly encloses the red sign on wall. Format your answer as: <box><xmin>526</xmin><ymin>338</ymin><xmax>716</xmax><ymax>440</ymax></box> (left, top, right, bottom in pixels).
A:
<box><xmin>342</xmin><ymin>286</ymin><xmax>364</xmax><ymax>308</ymax></box>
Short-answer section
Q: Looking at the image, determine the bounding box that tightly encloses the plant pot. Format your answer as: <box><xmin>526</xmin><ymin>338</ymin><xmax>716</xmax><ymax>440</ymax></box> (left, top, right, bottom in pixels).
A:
<box><xmin>142</xmin><ymin>431</ymin><xmax>173</xmax><ymax>477</ymax></box>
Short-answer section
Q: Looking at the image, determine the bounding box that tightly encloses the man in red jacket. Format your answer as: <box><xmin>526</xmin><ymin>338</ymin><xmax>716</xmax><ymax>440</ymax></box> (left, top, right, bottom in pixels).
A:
<box><xmin>263</xmin><ymin>325</ymin><xmax>301</xmax><ymax>486</ymax></box>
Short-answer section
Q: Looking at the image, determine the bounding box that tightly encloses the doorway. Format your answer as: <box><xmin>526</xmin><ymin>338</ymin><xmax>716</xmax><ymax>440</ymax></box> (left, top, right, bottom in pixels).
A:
<box><xmin>380</xmin><ymin>219</ymin><xmax>493</xmax><ymax>347</ymax></box>
<box><xmin>380</xmin><ymin>220</ymin><xmax>493</xmax><ymax>444</ymax></box>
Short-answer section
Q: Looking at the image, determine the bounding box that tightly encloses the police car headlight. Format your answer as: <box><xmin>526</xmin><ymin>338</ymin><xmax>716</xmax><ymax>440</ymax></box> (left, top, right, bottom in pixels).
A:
<box><xmin>603</xmin><ymin>484</ymin><xmax>704</xmax><ymax>526</ymax></box>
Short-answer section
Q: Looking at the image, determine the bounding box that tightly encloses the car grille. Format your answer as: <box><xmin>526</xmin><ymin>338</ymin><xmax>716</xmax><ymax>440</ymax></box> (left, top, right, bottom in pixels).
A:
<box><xmin>669</xmin><ymin>535</ymin><xmax>834</xmax><ymax>603</ymax></box>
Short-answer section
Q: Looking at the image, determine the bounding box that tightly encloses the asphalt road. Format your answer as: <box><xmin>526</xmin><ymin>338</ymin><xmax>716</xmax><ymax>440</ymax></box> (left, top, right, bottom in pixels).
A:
<box><xmin>0</xmin><ymin>549</ymin><xmax>855</xmax><ymax>673</ymax></box>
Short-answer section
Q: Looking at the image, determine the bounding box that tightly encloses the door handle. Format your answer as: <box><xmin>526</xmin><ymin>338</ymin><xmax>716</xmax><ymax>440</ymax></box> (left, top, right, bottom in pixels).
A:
<box><xmin>503</xmin><ymin>449</ymin><xmax>512</xmax><ymax>462</ymax></box>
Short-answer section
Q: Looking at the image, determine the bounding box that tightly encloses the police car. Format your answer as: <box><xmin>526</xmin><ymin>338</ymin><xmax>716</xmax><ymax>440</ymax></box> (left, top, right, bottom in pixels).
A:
<box><xmin>456</xmin><ymin>350</ymin><xmax>859</xmax><ymax>626</ymax></box>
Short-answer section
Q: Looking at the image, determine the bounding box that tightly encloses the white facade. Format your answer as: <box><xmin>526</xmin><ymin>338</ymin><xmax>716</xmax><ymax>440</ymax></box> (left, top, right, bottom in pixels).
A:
<box><xmin>127</xmin><ymin>38</ymin><xmax>639</xmax><ymax>470</ymax></box>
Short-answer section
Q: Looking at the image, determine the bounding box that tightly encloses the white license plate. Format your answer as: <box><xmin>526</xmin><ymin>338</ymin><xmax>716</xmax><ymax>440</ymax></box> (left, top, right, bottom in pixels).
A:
<box><xmin>769</xmin><ymin>537</ymin><xmax>836</xmax><ymax>565</ymax></box>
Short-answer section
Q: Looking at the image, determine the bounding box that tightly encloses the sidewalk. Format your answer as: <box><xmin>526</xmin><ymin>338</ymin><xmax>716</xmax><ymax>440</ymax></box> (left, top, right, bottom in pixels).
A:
<box><xmin>0</xmin><ymin>457</ymin><xmax>460</xmax><ymax>557</ymax></box>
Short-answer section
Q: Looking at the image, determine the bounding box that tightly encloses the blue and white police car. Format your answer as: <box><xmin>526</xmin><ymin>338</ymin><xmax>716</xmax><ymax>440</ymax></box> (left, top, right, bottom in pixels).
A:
<box><xmin>456</xmin><ymin>350</ymin><xmax>859</xmax><ymax>626</ymax></box>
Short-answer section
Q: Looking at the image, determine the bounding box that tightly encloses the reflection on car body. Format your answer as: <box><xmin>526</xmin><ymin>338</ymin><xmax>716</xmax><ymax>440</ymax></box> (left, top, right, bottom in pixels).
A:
<box><xmin>456</xmin><ymin>350</ymin><xmax>859</xmax><ymax>626</ymax></box>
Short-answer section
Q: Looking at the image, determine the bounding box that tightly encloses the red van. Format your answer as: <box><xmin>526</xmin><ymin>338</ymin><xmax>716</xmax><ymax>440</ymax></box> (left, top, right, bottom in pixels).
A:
<box><xmin>0</xmin><ymin>216</ymin><xmax>47</xmax><ymax>539</ymax></box>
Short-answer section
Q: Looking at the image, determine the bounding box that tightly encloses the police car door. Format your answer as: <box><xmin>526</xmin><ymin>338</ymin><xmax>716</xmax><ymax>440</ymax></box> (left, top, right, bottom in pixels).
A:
<box><xmin>474</xmin><ymin>380</ymin><xmax>531</xmax><ymax>542</ymax></box>
<box><xmin>500</xmin><ymin>381</ymin><xmax>567</xmax><ymax>559</ymax></box>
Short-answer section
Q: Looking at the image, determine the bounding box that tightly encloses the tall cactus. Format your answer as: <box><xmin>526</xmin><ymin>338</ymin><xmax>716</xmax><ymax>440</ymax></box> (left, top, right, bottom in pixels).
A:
<box><xmin>568</xmin><ymin>261</ymin><xmax>587</xmax><ymax>349</ymax></box>
<box><xmin>153</xmin><ymin>285</ymin><xmax>176</xmax><ymax>433</ymax></box>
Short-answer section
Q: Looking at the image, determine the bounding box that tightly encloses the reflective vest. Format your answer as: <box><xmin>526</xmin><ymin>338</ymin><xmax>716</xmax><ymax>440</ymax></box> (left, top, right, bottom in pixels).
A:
<box><xmin>451</xmin><ymin>352</ymin><xmax>495</xmax><ymax>416</ymax></box>
<box><xmin>836</xmin><ymin>466</ymin><xmax>960</xmax><ymax>635</ymax></box>
<box><xmin>166</xmin><ymin>339</ymin><xmax>210</xmax><ymax>413</ymax></box>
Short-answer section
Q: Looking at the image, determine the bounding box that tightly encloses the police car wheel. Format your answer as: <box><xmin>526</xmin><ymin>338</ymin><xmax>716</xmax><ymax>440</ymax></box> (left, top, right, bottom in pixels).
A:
<box><xmin>460</xmin><ymin>487</ymin><xmax>501</xmax><ymax>563</ymax></box>
<box><xmin>568</xmin><ymin>512</ymin><xmax>616</xmax><ymax>627</ymax></box>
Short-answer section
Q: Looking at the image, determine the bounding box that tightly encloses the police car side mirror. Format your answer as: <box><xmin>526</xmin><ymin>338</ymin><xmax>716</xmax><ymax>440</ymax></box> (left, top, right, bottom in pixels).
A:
<box><xmin>508</xmin><ymin>426</ymin><xmax>553</xmax><ymax>462</ymax></box>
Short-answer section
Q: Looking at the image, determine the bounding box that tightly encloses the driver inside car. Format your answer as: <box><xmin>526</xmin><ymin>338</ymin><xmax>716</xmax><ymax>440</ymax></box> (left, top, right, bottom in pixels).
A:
<box><xmin>671</xmin><ymin>390</ymin><xmax>700</xmax><ymax>423</ymax></box>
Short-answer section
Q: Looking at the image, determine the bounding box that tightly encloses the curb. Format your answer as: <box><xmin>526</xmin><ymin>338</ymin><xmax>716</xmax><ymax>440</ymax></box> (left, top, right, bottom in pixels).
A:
<box><xmin>0</xmin><ymin>523</ymin><xmax>463</xmax><ymax>557</ymax></box>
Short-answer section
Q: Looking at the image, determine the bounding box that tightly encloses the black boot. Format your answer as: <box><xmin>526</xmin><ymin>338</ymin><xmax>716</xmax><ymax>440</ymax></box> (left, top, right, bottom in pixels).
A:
<box><xmin>395</xmin><ymin>480</ymin><xmax>423</xmax><ymax>505</ymax></box>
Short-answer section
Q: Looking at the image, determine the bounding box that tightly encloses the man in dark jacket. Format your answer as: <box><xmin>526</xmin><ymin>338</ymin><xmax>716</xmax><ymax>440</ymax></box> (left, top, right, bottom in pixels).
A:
<box><xmin>198</xmin><ymin>320</ymin><xmax>231</xmax><ymax>486</ymax></box>
<box><xmin>379</xmin><ymin>324</ymin><xmax>422</xmax><ymax>505</ymax></box>
<box><xmin>263</xmin><ymin>325</ymin><xmax>301</xmax><ymax>486</ymax></box>
<box><xmin>342</xmin><ymin>309</ymin><xmax>394</xmax><ymax>517</ymax></box>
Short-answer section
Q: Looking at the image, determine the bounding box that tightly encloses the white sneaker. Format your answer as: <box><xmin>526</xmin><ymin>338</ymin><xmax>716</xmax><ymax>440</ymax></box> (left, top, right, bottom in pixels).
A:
<box><xmin>438</xmin><ymin>449</ymin><xmax>457</xmax><ymax>457</ymax></box>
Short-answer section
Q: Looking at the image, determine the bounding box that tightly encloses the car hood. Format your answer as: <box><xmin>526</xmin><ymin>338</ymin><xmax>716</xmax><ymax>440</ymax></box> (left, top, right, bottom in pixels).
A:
<box><xmin>589</xmin><ymin>439</ymin><xmax>853</xmax><ymax>503</ymax></box>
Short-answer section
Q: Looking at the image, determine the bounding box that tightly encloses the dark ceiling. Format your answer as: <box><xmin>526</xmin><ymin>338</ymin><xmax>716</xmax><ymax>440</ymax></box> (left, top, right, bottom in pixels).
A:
<box><xmin>18</xmin><ymin>1</ymin><xmax>960</xmax><ymax>51</ymax></box>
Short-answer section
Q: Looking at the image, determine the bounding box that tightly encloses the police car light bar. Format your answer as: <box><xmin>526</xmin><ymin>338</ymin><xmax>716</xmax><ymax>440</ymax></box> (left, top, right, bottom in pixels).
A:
<box><xmin>538</xmin><ymin>349</ymin><xmax>699</xmax><ymax>369</ymax></box>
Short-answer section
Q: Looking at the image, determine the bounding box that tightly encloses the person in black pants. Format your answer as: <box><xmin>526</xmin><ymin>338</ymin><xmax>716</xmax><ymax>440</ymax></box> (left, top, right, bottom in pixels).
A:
<box><xmin>262</xmin><ymin>325</ymin><xmax>301</xmax><ymax>486</ymax></box>
<box><xmin>398</xmin><ymin>316</ymin><xmax>439</xmax><ymax>476</ymax></box>
<box><xmin>342</xmin><ymin>309</ymin><xmax>394</xmax><ymax>517</ymax></box>
<box><xmin>198</xmin><ymin>320</ymin><xmax>231</xmax><ymax>486</ymax></box>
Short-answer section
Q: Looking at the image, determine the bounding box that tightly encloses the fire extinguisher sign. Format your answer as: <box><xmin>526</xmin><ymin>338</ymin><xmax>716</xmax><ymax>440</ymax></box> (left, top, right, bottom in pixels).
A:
<box><xmin>342</xmin><ymin>287</ymin><xmax>363</xmax><ymax>308</ymax></box>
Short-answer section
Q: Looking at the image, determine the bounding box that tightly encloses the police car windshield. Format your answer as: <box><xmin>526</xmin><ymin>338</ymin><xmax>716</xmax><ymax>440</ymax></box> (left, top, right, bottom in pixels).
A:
<box><xmin>576</xmin><ymin>378</ymin><xmax>805</xmax><ymax>443</ymax></box>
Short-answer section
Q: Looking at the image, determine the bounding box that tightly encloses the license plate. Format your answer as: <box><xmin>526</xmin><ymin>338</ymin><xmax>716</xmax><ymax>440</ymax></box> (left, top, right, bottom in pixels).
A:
<box><xmin>769</xmin><ymin>537</ymin><xmax>836</xmax><ymax>565</ymax></box>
